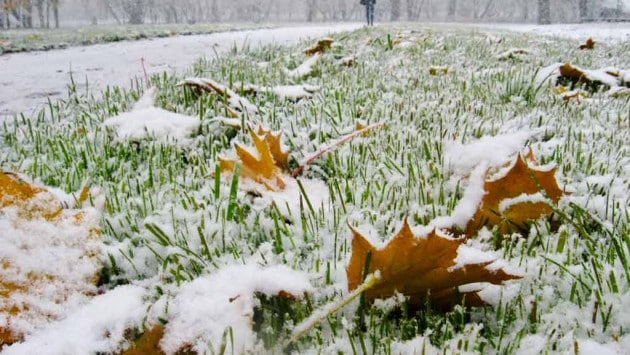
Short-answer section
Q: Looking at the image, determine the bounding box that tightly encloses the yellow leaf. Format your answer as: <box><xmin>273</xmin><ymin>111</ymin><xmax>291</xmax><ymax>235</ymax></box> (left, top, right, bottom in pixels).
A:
<box><xmin>122</xmin><ymin>326</ymin><xmax>166</xmax><ymax>355</ymax></box>
<box><xmin>0</xmin><ymin>173</ymin><xmax>101</xmax><ymax>344</ymax></box>
<box><xmin>219</xmin><ymin>127</ymin><xmax>287</xmax><ymax>191</ymax></box>
<box><xmin>0</xmin><ymin>172</ymin><xmax>62</xmax><ymax>220</ymax></box>
<box><xmin>346</xmin><ymin>219</ymin><xmax>520</xmax><ymax>311</ymax></box>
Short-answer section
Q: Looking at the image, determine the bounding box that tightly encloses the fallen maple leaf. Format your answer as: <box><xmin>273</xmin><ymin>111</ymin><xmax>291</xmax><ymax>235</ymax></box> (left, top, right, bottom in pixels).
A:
<box><xmin>177</xmin><ymin>78</ymin><xmax>258</xmax><ymax>115</ymax></box>
<box><xmin>0</xmin><ymin>173</ymin><xmax>101</xmax><ymax>344</ymax></box>
<box><xmin>346</xmin><ymin>219</ymin><xmax>520</xmax><ymax>311</ymax></box>
<box><xmin>0</xmin><ymin>172</ymin><xmax>62</xmax><ymax>220</ymax></box>
<box><xmin>465</xmin><ymin>153</ymin><xmax>564</xmax><ymax>236</ymax></box>
<box><xmin>304</xmin><ymin>37</ymin><xmax>334</xmax><ymax>56</ymax></box>
<box><xmin>579</xmin><ymin>37</ymin><xmax>595</xmax><ymax>50</ymax></box>
<box><xmin>122</xmin><ymin>326</ymin><xmax>166</xmax><ymax>355</ymax></box>
<box><xmin>219</xmin><ymin>126</ymin><xmax>288</xmax><ymax>191</ymax></box>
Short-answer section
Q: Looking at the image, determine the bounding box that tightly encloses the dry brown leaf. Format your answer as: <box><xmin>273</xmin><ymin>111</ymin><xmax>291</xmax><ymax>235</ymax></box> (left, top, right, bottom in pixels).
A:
<box><xmin>219</xmin><ymin>126</ymin><xmax>288</xmax><ymax>191</ymax></box>
<box><xmin>559</xmin><ymin>63</ymin><xmax>593</xmax><ymax>87</ymax></box>
<box><xmin>122</xmin><ymin>326</ymin><xmax>166</xmax><ymax>355</ymax></box>
<box><xmin>465</xmin><ymin>153</ymin><xmax>564</xmax><ymax>236</ymax></box>
<box><xmin>579</xmin><ymin>37</ymin><xmax>595</xmax><ymax>50</ymax></box>
<box><xmin>177</xmin><ymin>78</ymin><xmax>258</xmax><ymax>114</ymax></box>
<box><xmin>304</xmin><ymin>37</ymin><xmax>334</xmax><ymax>56</ymax></box>
<box><xmin>346</xmin><ymin>219</ymin><xmax>520</xmax><ymax>311</ymax></box>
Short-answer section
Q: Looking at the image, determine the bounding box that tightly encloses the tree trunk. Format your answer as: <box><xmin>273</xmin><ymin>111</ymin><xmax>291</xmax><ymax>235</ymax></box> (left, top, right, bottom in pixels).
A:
<box><xmin>211</xmin><ymin>0</ymin><xmax>219</xmax><ymax>21</ymax></box>
<box><xmin>578</xmin><ymin>0</ymin><xmax>588</xmax><ymax>21</ymax></box>
<box><xmin>538</xmin><ymin>0</ymin><xmax>550</xmax><ymax>24</ymax></box>
<box><xmin>24</xmin><ymin>0</ymin><xmax>33</xmax><ymax>28</ymax></box>
<box><xmin>35</xmin><ymin>0</ymin><xmax>44</xmax><ymax>27</ymax></box>
<box><xmin>52</xmin><ymin>0</ymin><xmax>59</xmax><ymax>28</ymax></box>
<box><xmin>391</xmin><ymin>0</ymin><xmax>400</xmax><ymax>21</ymax></box>
<box><xmin>127</xmin><ymin>0</ymin><xmax>145</xmax><ymax>24</ymax></box>
<box><xmin>447</xmin><ymin>0</ymin><xmax>457</xmax><ymax>16</ymax></box>
<box><xmin>306</xmin><ymin>0</ymin><xmax>316</xmax><ymax>22</ymax></box>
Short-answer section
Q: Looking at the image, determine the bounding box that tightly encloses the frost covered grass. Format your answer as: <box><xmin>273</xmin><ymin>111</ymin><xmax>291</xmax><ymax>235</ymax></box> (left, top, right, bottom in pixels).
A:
<box><xmin>0</xmin><ymin>22</ymin><xmax>268</xmax><ymax>55</ymax></box>
<box><xmin>1</xmin><ymin>24</ymin><xmax>629</xmax><ymax>353</ymax></box>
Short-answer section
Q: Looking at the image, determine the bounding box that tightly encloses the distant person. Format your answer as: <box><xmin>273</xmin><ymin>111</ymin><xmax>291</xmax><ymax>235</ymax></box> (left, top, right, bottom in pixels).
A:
<box><xmin>360</xmin><ymin>0</ymin><xmax>376</xmax><ymax>26</ymax></box>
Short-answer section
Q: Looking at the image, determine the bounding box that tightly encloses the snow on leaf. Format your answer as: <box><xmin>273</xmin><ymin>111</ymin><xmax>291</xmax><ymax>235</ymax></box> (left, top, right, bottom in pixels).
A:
<box><xmin>304</xmin><ymin>37</ymin><xmax>334</xmax><ymax>57</ymax></box>
<box><xmin>102</xmin><ymin>88</ymin><xmax>200</xmax><ymax>145</ymax></box>
<box><xmin>465</xmin><ymin>153</ymin><xmax>564</xmax><ymax>236</ymax></box>
<box><xmin>177</xmin><ymin>77</ymin><xmax>258</xmax><ymax>115</ymax></box>
<box><xmin>3</xmin><ymin>285</ymin><xmax>146</xmax><ymax>355</ymax></box>
<box><xmin>0</xmin><ymin>173</ymin><xmax>101</xmax><ymax>344</ymax></box>
<box><xmin>218</xmin><ymin>125</ymin><xmax>288</xmax><ymax>191</ymax></box>
<box><xmin>346</xmin><ymin>219</ymin><xmax>520</xmax><ymax>311</ymax></box>
<box><xmin>497</xmin><ymin>48</ymin><xmax>529</xmax><ymax>61</ymax></box>
<box><xmin>284</xmin><ymin>53</ymin><xmax>321</xmax><ymax>80</ymax></box>
<box><xmin>0</xmin><ymin>172</ymin><xmax>62</xmax><ymax>220</ymax></box>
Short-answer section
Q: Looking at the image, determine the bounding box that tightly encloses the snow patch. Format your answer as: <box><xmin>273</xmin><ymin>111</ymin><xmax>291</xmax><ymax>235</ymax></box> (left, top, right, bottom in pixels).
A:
<box><xmin>160</xmin><ymin>264</ymin><xmax>312</xmax><ymax>354</ymax></box>
<box><xmin>4</xmin><ymin>285</ymin><xmax>147</xmax><ymax>355</ymax></box>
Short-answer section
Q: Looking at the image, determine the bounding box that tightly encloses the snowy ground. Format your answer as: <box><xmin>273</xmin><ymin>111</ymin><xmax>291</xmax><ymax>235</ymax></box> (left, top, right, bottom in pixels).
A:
<box><xmin>1</xmin><ymin>22</ymin><xmax>629</xmax><ymax>354</ymax></box>
<box><xmin>476</xmin><ymin>22</ymin><xmax>630</xmax><ymax>42</ymax></box>
<box><xmin>0</xmin><ymin>23</ymin><xmax>361</xmax><ymax>118</ymax></box>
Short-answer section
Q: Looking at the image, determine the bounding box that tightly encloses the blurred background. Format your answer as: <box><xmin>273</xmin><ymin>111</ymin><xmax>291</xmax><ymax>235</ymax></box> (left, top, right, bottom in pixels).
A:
<box><xmin>1</xmin><ymin>0</ymin><xmax>629</xmax><ymax>29</ymax></box>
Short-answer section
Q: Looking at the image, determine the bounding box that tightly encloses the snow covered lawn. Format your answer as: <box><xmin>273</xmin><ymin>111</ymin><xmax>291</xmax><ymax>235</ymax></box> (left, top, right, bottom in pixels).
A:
<box><xmin>1</xmin><ymin>23</ymin><xmax>629</xmax><ymax>354</ymax></box>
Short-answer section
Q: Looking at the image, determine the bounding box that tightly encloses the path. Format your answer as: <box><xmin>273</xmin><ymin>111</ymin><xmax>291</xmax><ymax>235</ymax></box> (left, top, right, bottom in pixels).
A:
<box><xmin>0</xmin><ymin>24</ymin><xmax>361</xmax><ymax>118</ymax></box>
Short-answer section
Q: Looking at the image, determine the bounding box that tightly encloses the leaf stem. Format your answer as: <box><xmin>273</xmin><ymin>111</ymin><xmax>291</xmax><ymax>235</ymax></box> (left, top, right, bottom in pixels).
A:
<box><xmin>291</xmin><ymin>122</ymin><xmax>385</xmax><ymax>177</ymax></box>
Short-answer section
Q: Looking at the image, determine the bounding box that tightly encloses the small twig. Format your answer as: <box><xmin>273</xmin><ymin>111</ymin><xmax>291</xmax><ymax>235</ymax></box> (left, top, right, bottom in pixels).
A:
<box><xmin>291</xmin><ymin>122</ymin><xmax>385</xmax><ymax>177</ymax></box>
<box><xmin>285</xmin><ymin>272</ymin><xmax>380</xmax><ymax>348</ymax></box>
<box><xmin>141</xmin><ymin>57</ymin><xmax>150</xmax><ymax>88</ymax></box>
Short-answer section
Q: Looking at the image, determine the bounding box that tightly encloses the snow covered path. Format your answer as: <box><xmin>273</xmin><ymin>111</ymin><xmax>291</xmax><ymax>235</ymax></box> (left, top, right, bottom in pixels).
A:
<box><xmin>0</xmin><ymin>24</ymin><xmax>361</xmax><ymax>118</ymax></box>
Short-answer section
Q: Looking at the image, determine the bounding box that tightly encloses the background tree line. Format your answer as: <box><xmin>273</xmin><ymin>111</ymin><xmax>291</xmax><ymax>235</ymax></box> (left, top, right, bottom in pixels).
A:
<box><xmin>1</xmin><ymin>0</ymin><xmax>628</xmax><ymax>30</ymax></box>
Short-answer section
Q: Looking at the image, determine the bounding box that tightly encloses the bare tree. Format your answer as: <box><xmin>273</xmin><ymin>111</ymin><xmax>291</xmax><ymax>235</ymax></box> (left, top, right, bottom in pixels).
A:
<box><xmin>306</xmin><ymin>0</ymin><xmax>316</xmax><ymax>21</ymax></box>
<box><xmin>391</xmin><ymin>0</ymin><xmax>401</xmax><ymax>20</ymax></box>
<box><xmin>578</xmin><ymin>0</ymin><xmax>588</xmax><ymax>20</ymax></box>
<box><xmin>447</xmin><ymin>0</ymin><xmax>457</xmax><ymax>16</ymax></box>
<box><xmin>538</xmin><ymin>0</ymin><xmax>550</xmax><ymax>24</ymax></box>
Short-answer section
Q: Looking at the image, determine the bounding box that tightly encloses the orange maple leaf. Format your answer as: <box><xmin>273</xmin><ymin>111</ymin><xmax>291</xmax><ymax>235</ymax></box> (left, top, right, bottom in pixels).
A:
<box><xmin>347</xmin><ymin>219</ymin><xmax>520</xmax><ymax>311</ymax></box>
<box><xmin>219</xmin><ymin>126</ymin><xmax>288</xmax><ymax>191</ymax></box>
<box><xmin>466</xmin><ymin>153</ymin><xmax>564</xmax><ymax>236</ymax></box>
<box><xmin>579</xmin><ymin>37</ymin><xmax>595</xmax><ymax>50</ymax></box>
<box><xmin>304</xmin><ymin>37</ymin><xmax>334</xmax><ymax>57</ymax></box>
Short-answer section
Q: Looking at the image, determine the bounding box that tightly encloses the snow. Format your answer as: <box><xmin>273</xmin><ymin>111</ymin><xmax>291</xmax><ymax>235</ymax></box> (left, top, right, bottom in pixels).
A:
<box><xmin>253</xmin><ymin>176</ymin><xmax>330</xmax><ymax>220</ymax></box>
<box><xmin>430</xmin><ymin>163</ymin><xmax>487</xmax><ymax>230</ymax></box>
<box><xmin>102</xmin><ymin>88</ymin><xmax>200</xmax><ymax>144</ymax></box>
<box><xmin>0</xmin><ymin>24</ymin><xmax>361</xmax><ymax>118</ymax></box>
<box><xmin>498</xmin><ymin>192</ymin><xmax>548</xmax><ymax>214</ymax></box>
<box><xmin>254</xmin><ymin>84</ymin><xmax>320</xmax><ymax>102</ymax></box>
<box><xmin>158</xmin><ymin>264</ymin><xmax>311</xmax><ymax>354</ymax></box>
<box><xmin>0</xmin><ymin>183</ymin><xmax>101</xmax><ymax>340</ymax></box>
<box><xmin>477</xmin><ymin>23</ymin><xmax>630</xmax><ymax>43</ymax></box>
<box><xmin>3</xmin><ymin>285</ymin><xmax>147</xmax><ymax>355</ymax></box>
<box><xmin>444</xmin><ymin>131</ymin><xmax>539</xmax><ymax>176</ymax></box>
<box><xmin>285</xmin><ymin>52</ymin><xmax>321</xmax><ymax>79</ymax></box>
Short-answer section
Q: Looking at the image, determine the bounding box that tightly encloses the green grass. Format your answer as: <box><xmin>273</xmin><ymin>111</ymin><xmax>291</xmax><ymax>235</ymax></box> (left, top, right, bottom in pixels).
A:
<box><xmin>1</xmin><ymin>24</ymin><xmax>629</xmax><ymax>353</ymax></box>
<box><xmin>0</xmin><ymin>22</ymin><xmax>272</xmax><ymax>55</ymax></box>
